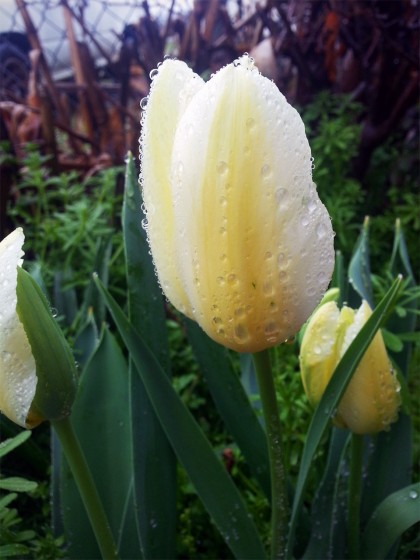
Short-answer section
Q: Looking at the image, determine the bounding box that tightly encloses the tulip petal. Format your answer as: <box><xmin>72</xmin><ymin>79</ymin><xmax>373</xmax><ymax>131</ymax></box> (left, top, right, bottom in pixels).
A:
<box><xmin>300</xmin><ymin>301</ymin><xmax>340</xmax><ymax>407</ymax></box>
<box><xmin>140</xmin><ymin>59</ymin><xmax>205</xmax><ymax>317</ymax></box>
<box><xmin>0</xmin><ymin>229</ymin><xmax>37</xmax><ymax>427</ymax></box>
<box><xmin>171</xmin><ymin>56</ymin><xmax>334</xmax><ymax>351</ymax></box>
<box><xmin>337</xmin><ymin>301</ymin><xmax>401</xmax><ymax>434</ymax></box>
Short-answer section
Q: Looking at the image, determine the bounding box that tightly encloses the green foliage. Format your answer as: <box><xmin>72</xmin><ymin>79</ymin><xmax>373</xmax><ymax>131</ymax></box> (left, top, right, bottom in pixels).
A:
<box><xmin>302</xmin><ymin>92</ymin><xmax>365</xmax><ymax>255</ymax></box>
<box><xmin>0</xmin><ymin>432</ymin><xmax>64</xmax><ymax>559</ymax></box>
<box><xmin>5</xmin><ymin>144</ymin><xmax>125</xmax><ymax>298</ymax></box>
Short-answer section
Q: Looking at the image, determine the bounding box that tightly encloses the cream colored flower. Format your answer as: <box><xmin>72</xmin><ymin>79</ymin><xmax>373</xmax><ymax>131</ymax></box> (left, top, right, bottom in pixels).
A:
<box><xmin>0</xmin><ymin>228</ymin><xmax>38</xmax><ymax>427</ymax></box>
<box><xmin>300</xmin><ymin>300</ymin><xmax>401</xmax><ymax>434</ymax></box>
<box><xmin>0</xmin><ymin>228</ymin><xmax>77</xmax><ymax>428</ymax></box>
<box><xmin>140</xmin><ymin>55</ymin><xmax>335</xmax><ymax>352</ymax></box>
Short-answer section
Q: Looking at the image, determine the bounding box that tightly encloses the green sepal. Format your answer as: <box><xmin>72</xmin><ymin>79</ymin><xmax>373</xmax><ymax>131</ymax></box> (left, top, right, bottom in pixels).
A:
<box><xmin>15</xmin><ymin>267</ymin><xmax>78</xmax><ymax>426</ymax></box>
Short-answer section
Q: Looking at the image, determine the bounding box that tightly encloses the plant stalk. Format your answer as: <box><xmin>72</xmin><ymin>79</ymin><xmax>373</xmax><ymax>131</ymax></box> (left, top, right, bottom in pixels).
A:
<box><xmin>253</xmin><ymin>350</ymin><xmax>288</xmax><ymax>559</ymax></box>
<box><xmin>348</xmin><ymin>433</ymin><xmax>364</xmax><ymax>559</ymax></box>
<box><xmin>52</xmin><ymin>417</ymin><xmax>119</xmax><ymax>560</ymax></box>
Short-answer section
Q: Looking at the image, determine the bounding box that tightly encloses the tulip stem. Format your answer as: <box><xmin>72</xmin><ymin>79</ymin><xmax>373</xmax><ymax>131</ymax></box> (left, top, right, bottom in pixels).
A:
<box><xmin>253</xmin><ymin>350</ymin><xmax>288</xmax><ymax>560</ymax></box>
<box><xmin>52</xmin><ymin>417</ymin><xmax>119</xmax><ymax>560</ymax></box>
<box><xmin>348</xmin><ymin>433</ymin><xmax>364</xmax><ymax>560</ymax></box>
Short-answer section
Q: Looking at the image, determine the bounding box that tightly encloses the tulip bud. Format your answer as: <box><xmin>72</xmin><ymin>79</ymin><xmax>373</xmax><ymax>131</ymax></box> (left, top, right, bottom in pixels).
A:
<box><xmin>300</xmin><ymin>300</ymin><xmax>401</xmax><ymax>434</ymax></box>
<box><xmin>140</xmin><ymin>55</ymin><xmax>335</xmax><ymax>352</ymax></box>
<box><xmin>0</xmin><ymin>229</ymin><xmax>77</xmax><ymax>428</ymax></box>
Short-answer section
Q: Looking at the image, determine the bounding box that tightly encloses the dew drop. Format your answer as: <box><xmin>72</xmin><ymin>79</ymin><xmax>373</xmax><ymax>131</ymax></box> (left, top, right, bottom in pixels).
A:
<box><xmin>217</xmin><ymin>161</ymin><xmax>228</xmax><ymax>174</ymax></box>
<box><xmin>234</xmin><ymin>323</ymin><xmax>248</xmax><ymax>343</ymax></box>
<box><xmin>2</xmin><ymin>350</ymin><xmax>11</xmax><ymax>361</ymax></box>
<box><xmin>149</xmin><ymin>68</ymin><xmax>159</xmax><ymax>80</ymax></box>
<box><xmin>300</xmin><ymin>214</ymin><xmax>309</xmax><ymax>227</ymax></box>
<box><xmin>316</xmin><ymin>222</ymin><xmax>328</xmax><ymax>239</ymax></box>
<box><xmin>140</xmin><ymin>96</ymin><xmax>149</xmax><ymax>110</ymax></box>
<box><xmin>409</xmin><ymin>490</ymin><xmax>418</xmax><ymax>500</ymax></box>
<box><xmin>261</xmin><ymin>164</ymin><xmax>271</xmax><ymax>179</ymax></box>
<box><xmin>277</xmin><ymin>252</ymin><xmax>286</xmax><ymax>265</ymax></box>
<box><xmin>275</xmin><ymin>188</ymin><xmax>287</xmax><ymax>205</ymax></box>
<box><xmin>246</xmin><ymin>117</ymin><xmax>255</xmax><ymax>130</ymax></box>
<box><xmin>263</xmin><ymin>281</ymin><xmax>274</xmax><ymax>296</ymax></box>
<box><xmin>227</xmin><ymin>273</ymin><xmax>238</xmax><ymax>285</ymax></box>
<box><xmin>217</xmin><ymin>276</ymin><xmax>225</xmax><ymax>286</ymax></box>
<box><xmin>317</xmin><ymin>271</ymin><xmax>327</xmax><ymax>284</ymax></box>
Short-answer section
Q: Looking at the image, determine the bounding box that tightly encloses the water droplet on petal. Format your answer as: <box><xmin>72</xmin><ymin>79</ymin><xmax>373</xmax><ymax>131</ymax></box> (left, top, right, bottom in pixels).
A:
<box><xmin>261</xmin><ymin>164</ymin><xmax>271</xmax><ymax>179</ymax></box>
<box><xmin>246</xmin><ymin>117</ymin><xmax>255</xmax><ymax>130</ymax></box>
<box><xmin>149</xmin><ymin>68</ymin><xmax>159</xmax><ymax>80</ymax></box>
<box><xmin>140</xmin><ymin>96</ymin><xmax>149</xmax><ymax>110</ymax></box>
<box><xmin>409</xmin><ymin>490</ymin><xmax>418</xmax><ymax>500</ymax></box>
<box><xmin>217</xmin><ymin>161</ymin><xmax>228</xmax><ymax>175</ymax></box>
<box><xmin>275</xmin><ymin>188</ymin><xmax>287</xmax><ymax>205</ymax></box>
<box><xmin>316</xmin><ymin>222</ymin><xmax>328</xmax><ymax>239</ymax></box>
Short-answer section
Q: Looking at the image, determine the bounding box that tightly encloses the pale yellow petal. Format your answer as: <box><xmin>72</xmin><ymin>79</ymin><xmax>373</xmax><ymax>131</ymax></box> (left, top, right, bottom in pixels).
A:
<box><xmin>300</xmin><ymin>301</ymin><xmax>340</xmax><ymax>407</ymax></box>
<box><xmin>171</xmin><ymin>56</ymin><xmax>334</xmax><ymax>351</ymax></box>
<box><xmin>140</xmin><ymin>59</ymin><xmax>205</xmax><ymax>316</ymax></box>
<box><xmin>337</xmin><ymin>301</ymin><xmax>401</xmax><ymax>434</ymax></box>
<box><xmin>0</xmin><ymin>229</ymin><xmax>37</xmax><ymax>427</ymax></box>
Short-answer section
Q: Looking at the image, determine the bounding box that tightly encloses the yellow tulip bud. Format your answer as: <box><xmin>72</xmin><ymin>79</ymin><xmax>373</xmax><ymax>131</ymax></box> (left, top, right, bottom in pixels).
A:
<box><xmin>140</xmin><ymin>55</ymin><xmax>335</xmax><ymax>352</ymax></box>
<box><xmin>300</xmin><ymin>300</ymin><xmax>401</xmax><ymax>434</ymax></box>
<box><xmin>0</xmin><ymin>229</ymin><xmax>77</xmax><ymax>428</ymax></box>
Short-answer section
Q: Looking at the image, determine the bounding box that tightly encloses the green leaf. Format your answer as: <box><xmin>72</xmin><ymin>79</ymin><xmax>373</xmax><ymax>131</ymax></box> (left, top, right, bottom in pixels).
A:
<box><xmin>94</xmin><ymin>277</ymin><xmax>267</xmax><ymax>560</ymax></box>
<box><xmin>16</xmin><ymin>267</ymin><xmax>78</xmax><ymax>423</ymax></box>
<box><xmin>348</xmin><ymin>217</ymin><xmax>373</xmax><ymax>307</ymax></box>
<box><xmin>0</xmin><ymin>544</ymin><xmax>30</xmax><ymax>558</ymax></box>
<box><xmin>60</xmin><ymin>327</ymin><xmax>140</xmax><ymax>559</ymax></box>
<box><xmin>53</xmin><ymin>268</ymin><xmax>78</xmax><ymax>327</ymax></box>
<box><xmin>302</xmin><ymin>429</ymin><xmax>349</xmax><ymax>559</ymax></box>
<box><xmin>73</xmin><ymin>309</ymin><xmax>100</xmax><ymax>369</ymax></box>
<box><xmin>362</xmin><ymin>483</ymin><xmax>420</xmax><ymax>559</ymax></box>
<box><xmin>361</xmin><ymin>222</ymin><xmax>417</xmax><ymax>537</ymax></box>
<box><xmin>0</xmin><ymin>477</ymin><xmax>37</xmax><ymax>493</ymax></box>
<box><xmin>0</xmin><ymin>493</ymin><xmax>17</xmax><ymax>510</ymax></box>
<box><xmin>123</xmin><ymin>153</ymin><xmax>176</xmax><ymax>559</ymax></box>
<box><xmin>0</xmin><ymin>431</ymin><xmax>31</xmax><ymax>459</ymax></box>
<box><xmin>286</xmin><ymin>275</ymin><xmax>402</xmax><ymax>558</ymax></box>
<box><xmin>185</xmin><ymin>319</ymin><xmax>270</xmax><ymax>499</ymax></box>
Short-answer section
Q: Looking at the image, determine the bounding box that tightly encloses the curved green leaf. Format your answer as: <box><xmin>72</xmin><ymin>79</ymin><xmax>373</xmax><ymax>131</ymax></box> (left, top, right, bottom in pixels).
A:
<box><xmin>60</xmin><ymin>327</ymin><xmax>140</xmax><ymax>559</ymax></box>
<box><xmin>123</xmin><ymin>153</ymin><xmax>176</xmax><ymax>559</ymax></box>
<box><xmin>348</xmin><ymin>217</ymin><xmax>373</xmax><ymax>307</ymax></box>
<box><xmin>0</xmin><ymin>431</ymin><xmax>31</xmax><ymax>459</ymax></box>
<box><xmin>95</xmin><ymin>277</ymin><xmax>267</xmax><ymax>560</ymax></box>
<box><xmin>302</xmin><ymin>429</ymin><xmax>349</xmax><ymax>560</ymax></box>
<box><xmin>185</xmin><ymin>318</ymin><xmax>270</xmax><ymax>499</ymax></box>
<box><xmin>286</xmin><ymin>275</ymin><xmax>402</xmax><ymax>558</ymax></box>
<box><xmin>0</xmin><ymin>477</ymin><xmax>37</xmax><ymax>493</ymax></box>
<box><xmin>362</xmin><ymin>483</ymin><xmax>420</xmax><ymax>559</ymax></box>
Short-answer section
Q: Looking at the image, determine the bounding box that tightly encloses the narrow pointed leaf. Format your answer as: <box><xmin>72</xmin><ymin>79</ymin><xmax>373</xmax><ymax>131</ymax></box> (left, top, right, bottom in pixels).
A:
<box><xmin>348</xmin><ymin>217</ymin><xmax>373</xmax><ymax>307</ymax></box>
<box><xmin>286</xmin><ymin>275</ymin><xmax>402</xmax><ymax>558</ymax></box>
<box><xmin>0</xmin><ymin>431</ymin><xmax>31</xmax><ymax>459</ymax></box>
<box><xmin>94</xmin><ymin>277</ymin><xmax>267</xmax><ymax>560</ymax></box>
<box><xmin>185</xmin><ymin>318</ymin><xmax>270</xmax><ymax>499</ymax></box>
<box><xmin>60</xmin><ymin>328</ymin><xmax>140</xmax><ymax>559</ymax></box>
<box><xmin>123</xmin><ymin>153</ymin><xmax>176</xmax><ymax>559</ymax></box>
<box><xmin>302</xmin><ymin>429</ymin><xmax>349</xmax><ymax>560</ymax></box>
<box><xmin>0</xmin><ymin>477</ymin><xmax>37</xmax><ymax>492</ymax></box>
